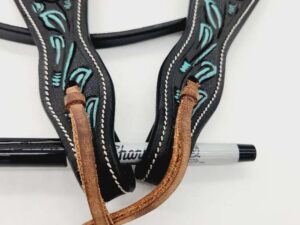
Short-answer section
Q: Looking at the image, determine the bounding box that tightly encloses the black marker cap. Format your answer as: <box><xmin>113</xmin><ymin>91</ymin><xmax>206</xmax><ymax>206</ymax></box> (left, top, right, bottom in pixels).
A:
<box><xmin>238</xmin><ymin>144</ymin><xmax>257</xmax><ymax>162</ymax></box>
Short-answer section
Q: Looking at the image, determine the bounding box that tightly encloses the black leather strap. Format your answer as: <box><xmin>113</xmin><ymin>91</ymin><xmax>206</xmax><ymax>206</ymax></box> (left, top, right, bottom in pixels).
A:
<box><xmin>136</xmin><ymin>0</ymin><xmax>259</xmax><ymax>184</ymax></box>
<box><xmin>15</xmin><ymin>0</ymin><xmax>135</xmax><ymax>202</ymax></box>
<box><xmin>0</xmin><ymin>18</ymin><xmax>186</xmax><ymax>48</ymax></box>
<box><xmin>12</xmin><ymin>0</ymin><xmax>259</xmax><ymax>195</ymax></box>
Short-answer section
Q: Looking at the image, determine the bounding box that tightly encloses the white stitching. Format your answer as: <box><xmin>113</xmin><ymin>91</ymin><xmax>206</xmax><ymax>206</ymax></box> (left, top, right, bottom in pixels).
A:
<box><xmin>18</xmin><ymin>0</ymin><xmax>126</xmax><ymax>194</ymax></box>
<box><xmin>18</xmin><ymin>0</ymin><xmax>76</xmax><ymax>153</ymax></box>
<box><xmin>77</xmin><ymin>0</ymin><xmax>126</xmax><ymax>193</ymax></box>
<box><xmin>143</xmin><ymin>0</ymin><xmax>256</xmax><ymax>180</ymax></box>
<box><xmin>142</xmin><ymin>0</ymin><xmax>200</xmax><ymax>180</ymax></box>
<box><xmin>19</xmin><ymin>0</ymin><xmax>256</xmax><ymax>188</ymax></box>
<box><xmin>192</xmin><ymin>0</ymin><xmax>256</xmax><ymax>135</ymax></box>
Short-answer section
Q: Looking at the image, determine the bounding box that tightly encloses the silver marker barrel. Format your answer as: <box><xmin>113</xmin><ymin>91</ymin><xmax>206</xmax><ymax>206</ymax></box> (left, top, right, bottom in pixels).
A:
<box><xmin>116</xmin><ymin>143</ymin><xmax>256</xmax><ymax>165</ymax></box>
<box><xmin>0</xmin><ymin>139</ymin><xmax>256</xmax><ymax>167</ymax></box>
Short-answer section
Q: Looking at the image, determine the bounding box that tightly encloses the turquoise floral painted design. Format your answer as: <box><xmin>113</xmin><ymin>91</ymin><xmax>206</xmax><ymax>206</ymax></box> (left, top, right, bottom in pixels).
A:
<box><xmin>178</xmin><ymin>0</ymin><xmax>225</xmax><ymax>115</ymax></box>
<box><xmin>32</xmin><ymin>1</ymin><xmax>97</xmax><ymax>128</ymax></box>
<box><xmin>63</xmin><ymin>0</ymin><xmax>72</xmax><ymax>10</ymax></box>
<box><xmin>86</xmin><ymin>97</ymin><xmax>100</xmax><ymax>128</ymax></box>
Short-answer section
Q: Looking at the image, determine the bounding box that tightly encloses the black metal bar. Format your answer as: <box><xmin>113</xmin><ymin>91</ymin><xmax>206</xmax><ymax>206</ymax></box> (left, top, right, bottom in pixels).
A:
<box><xmin>0</xmin><ymin>138</ymin><xmax>66</xmax><ymax>167</ymax></box>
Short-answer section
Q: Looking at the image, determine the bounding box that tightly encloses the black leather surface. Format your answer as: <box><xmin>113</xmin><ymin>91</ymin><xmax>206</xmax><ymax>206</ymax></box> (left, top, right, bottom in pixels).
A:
<box><xmin>15</xmin><ymin>0</ymin><xmax>135</xmax><ymax>202</ymax></box>
<box><xmin>136</xmin><ymin>0</ymin><xmax>259</xmax><ymax>184</ymax></box>
<box><xmin>11</xmin><ymin>0</ymin><xmax>259</xmax><ymax>193</ymax></box>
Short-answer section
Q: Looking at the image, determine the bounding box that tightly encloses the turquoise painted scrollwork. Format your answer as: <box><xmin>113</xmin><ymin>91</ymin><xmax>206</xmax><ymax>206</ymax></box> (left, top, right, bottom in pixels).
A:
<box><xmin>56</xmin><ymin>42</ymin><xmax>93</xmax><ymax>91</ymax></box>
<box><xmin>180</xmin><ymin>61</ymin><xmax>192</xmax><ymax>73</ymax></box>
<box><xmin>32</xmin><ymin>2</ymin><xmax>44</xmax><ymax>14</ymax></box>
<box><xmin>62</xmin><ymin>42</ymin><xmax>75</xmax><ymax>89</ymax></box>
<box><xmin>39</xmin><ymin>10</ymin><xmax>67</xmax><ymax>33</ymax></box>
<box><xmin>50</xmin><ymin>35</ymin><xmax>65</xmax><ymax>65</ymax></box>
<box><xmin>32</xmin><ymin>2</ymin><xmax>67</xmax><ymax>33</ymax></box>
<box><xmin>228</xmin><ymin>3</ymin><xmax>238</xmax><ymax>16</ymax></box>
<box><xmin>204</xmin><ymin>0</ymin><xmax>223</xmax><ymax>29</ymax></box>
<box><xmin>194</xmin><ymin>61</ymin><xmax>217</xmax><ymax>83</ymax></box>
<box><xmin>198</xmin><ymin>23</ymin><xmax>214</xmax><ymax>49</ymax></box>
<box><xmin>69</xmin><ymin>67</ymin><xmax>93</xmax><ymax>90</ymax></box>
<box><xmin>178</xmin><ymin>0</ymin><xmax>224</xmax><ymax>113</ymax></box>
<box><xmin>52</xmin><ymin>73</ymin><xmax>62</xmax><ymax>87</ymax></box>
<box><xmin>193</xmin><ymin>43</ymin><xmax>217</xmax><ymax>66</ymax></box>
<box><xmin>63</xmin><ymin>0</ymin><xmax>72</xmax><ymax>10</ymax></box>
<box><xmin>193</xmin><ymin>90</ymin><xmax>208</xmax><ymax>115</ymax></box>
<box><xmin>31</xmin><ymin>1</ymin><xmax>98</xmax><ymax>130</ymax></box>
<box><xmin>179</xmin><ymin>43</ymin><xmax>217</xmax><ymax>73</ymax></box>
<box><xmin>174</xmin><ymin>88</ymin><xmax>181</xmax><ymax>103</ymax></box>
<box><xmin>86</xmin><ymin>97</ymin><xmax>100</xmax><ymax>128</ymax></box>
<box><xmin>60</xmin><ymin>43</ymin><xmax>93</xmax><ymax>90</ymax></box>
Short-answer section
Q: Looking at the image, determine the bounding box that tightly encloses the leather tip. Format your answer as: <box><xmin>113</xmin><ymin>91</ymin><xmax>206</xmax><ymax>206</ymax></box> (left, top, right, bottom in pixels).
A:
<box><xmin>181</xmin><ymin>80</ymin><xmax>200</xmax><ymax>103</ymax></box>
<box><xmin>64</xmin><ymin>86</ymin><xmax>86</xmax><ymax>110</ymax></box>
<box><xmin>66</xmin><ymin>85</ymin><xmax>81</xmax><ymax>95</ymax></box>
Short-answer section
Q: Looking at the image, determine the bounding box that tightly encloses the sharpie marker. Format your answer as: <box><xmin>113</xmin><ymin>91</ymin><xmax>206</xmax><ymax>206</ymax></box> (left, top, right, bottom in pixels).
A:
<box><xmin>0</xmin><ymin>139</ymin><xmax>256</xmax><ymax>167</ymax></box>
<box><xmin>116</xmin><ymin>143</ymin><xmax>256</xmax><ymax>164</ymax></box>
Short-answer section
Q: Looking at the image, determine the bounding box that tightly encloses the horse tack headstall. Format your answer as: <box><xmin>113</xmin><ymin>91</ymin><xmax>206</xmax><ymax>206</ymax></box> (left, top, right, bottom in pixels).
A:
<box><xmin>0</xmin><ymin>0</ymin><xmax>259</xmax><ymax>224</ymax></box>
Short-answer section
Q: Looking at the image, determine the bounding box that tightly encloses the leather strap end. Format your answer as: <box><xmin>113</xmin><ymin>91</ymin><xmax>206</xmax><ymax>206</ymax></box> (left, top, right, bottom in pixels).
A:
<box><xmin>181</xmin><ymin>80</ymin><xmax>200</xmax><ymax>103</ymax></box>
<box><xmin>65</xmin><ymin>86</ymin><xmax>113</xmax><ymax>225</ymax></box>
<box><xmin>64</xmin><ymin>86</ymin><xmax>86</xmax><ymax>110</ymax></box>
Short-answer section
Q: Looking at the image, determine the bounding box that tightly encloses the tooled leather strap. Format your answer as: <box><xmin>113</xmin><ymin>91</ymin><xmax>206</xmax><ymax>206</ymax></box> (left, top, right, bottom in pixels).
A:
<box><xmin>109</xmin><ymin>80</ymin><xmax>199</xmax><ymax>225</ymax></box>
<box><xmin>66</xmin><ymin>80</ymin><xmax>199</xmax><ymax>225</ymax></box>
<box><xmin>65</xmin><ymin>86</ymin><xmax>113</xmax><ymax>225</ymax></box>
<box><xmin>136</xmin><ymin>0</ymin><xmax>259</xmax><ymax>184</ymax></box>
<box><xmin>15</xmin><ymin>0</ymin><xmax>135</xmax><ymax>202</ymax></box>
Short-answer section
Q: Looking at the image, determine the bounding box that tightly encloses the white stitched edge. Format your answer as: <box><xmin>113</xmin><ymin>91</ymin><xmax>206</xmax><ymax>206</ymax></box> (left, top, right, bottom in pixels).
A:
<box><xmin>18</xmin><ymin>0</ymin><xmax>76</xmax><ymax>154</ymax></box>
<box><xmin>19</xmin><ymin>0</ymin><xmax>256</xmax><ymax>188</ymax></box>
<box><xmin>142</xmin><ymin>0</ymin><xmax>201</xmax><ymax>180</ymax></box>
<box><xmin>77</xmin><ymin>0</ymin><xmax>126</xmax><ymax>193</ymax></box>
<box><xmin>143</xmin><ymin>0</ymin><xmax>256</xmax><ymax>180</ymax></box>
<box><xmin>192</xmin><ymin>0</ymin><xmax>256</xmax><ymax>135</ymax></box>
<box><xmin>18</xmin><ymin>0</ymin><xmax>126</xmax><ymax>194</ymax></box>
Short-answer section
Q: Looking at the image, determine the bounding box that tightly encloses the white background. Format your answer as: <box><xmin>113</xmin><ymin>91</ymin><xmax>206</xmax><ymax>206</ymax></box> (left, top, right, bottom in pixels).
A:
<box><xmin>0</xmin><ymin>0</ymin><xmax>299</xmax><ymax>224</ymax></box>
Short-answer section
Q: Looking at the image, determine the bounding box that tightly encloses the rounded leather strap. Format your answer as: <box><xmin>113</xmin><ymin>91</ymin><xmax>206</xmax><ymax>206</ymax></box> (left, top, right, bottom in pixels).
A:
<box><xmin>75</xmin><ymin>80</ymin><xmax>199</xmax><ymax>225</ymax></box>
<box><xmin>109</xmin><ymin>80</ymin><xmax>199</xmax><ymax>225</ymax></box>
<box><xmin>65</xmin><ymin>86</ymin><xmax>113</xmax><ymax>225</ymax></box>
<box><xmin>0</xmin><ymin>18</ymin><xmax>186</xmax><ymax>48</ymax></box>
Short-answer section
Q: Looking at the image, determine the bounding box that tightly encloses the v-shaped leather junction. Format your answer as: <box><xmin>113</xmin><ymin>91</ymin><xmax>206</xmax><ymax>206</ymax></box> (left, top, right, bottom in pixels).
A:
<box><xmin>65</xmin><ymin>81</ymin><xmax>199</xmax><ymax>225</ymax></box>
<box><xmin>13</xmin><ymin>0</ymin><xmax>259</xmax><ymax>224</ymax></box>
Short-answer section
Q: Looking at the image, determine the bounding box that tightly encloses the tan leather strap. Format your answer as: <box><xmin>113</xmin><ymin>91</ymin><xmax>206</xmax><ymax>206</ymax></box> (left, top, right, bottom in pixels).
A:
<box><xmin>66</xmin><ymin>80</ymin><xmax>199</xmax><ymax>225</ymax></box>
<box><xmin>65</xmin><ymin>86</ymin><xmax>113</xmax><ymax>225</ymax></box>
<box><xmin>109</xmin><ymin>80</ymin><xmax>200</xmax><ymax>225</ymax></box>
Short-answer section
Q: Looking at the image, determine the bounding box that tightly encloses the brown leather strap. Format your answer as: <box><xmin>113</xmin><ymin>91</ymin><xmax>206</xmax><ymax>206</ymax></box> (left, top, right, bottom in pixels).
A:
<box><xmin>65</xmin><ymin>86</ymin><xmax>113</xmax><ymax>225</ymax></box>
<box><xmin>66</xmin><ymin>81</ymin><xmax>199</xmax><ymax>225</ymax></box>
<box><xmin>109</xmin><ymin>80</ymin><xmax>200</xmax><ymax>225</ymax></box>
